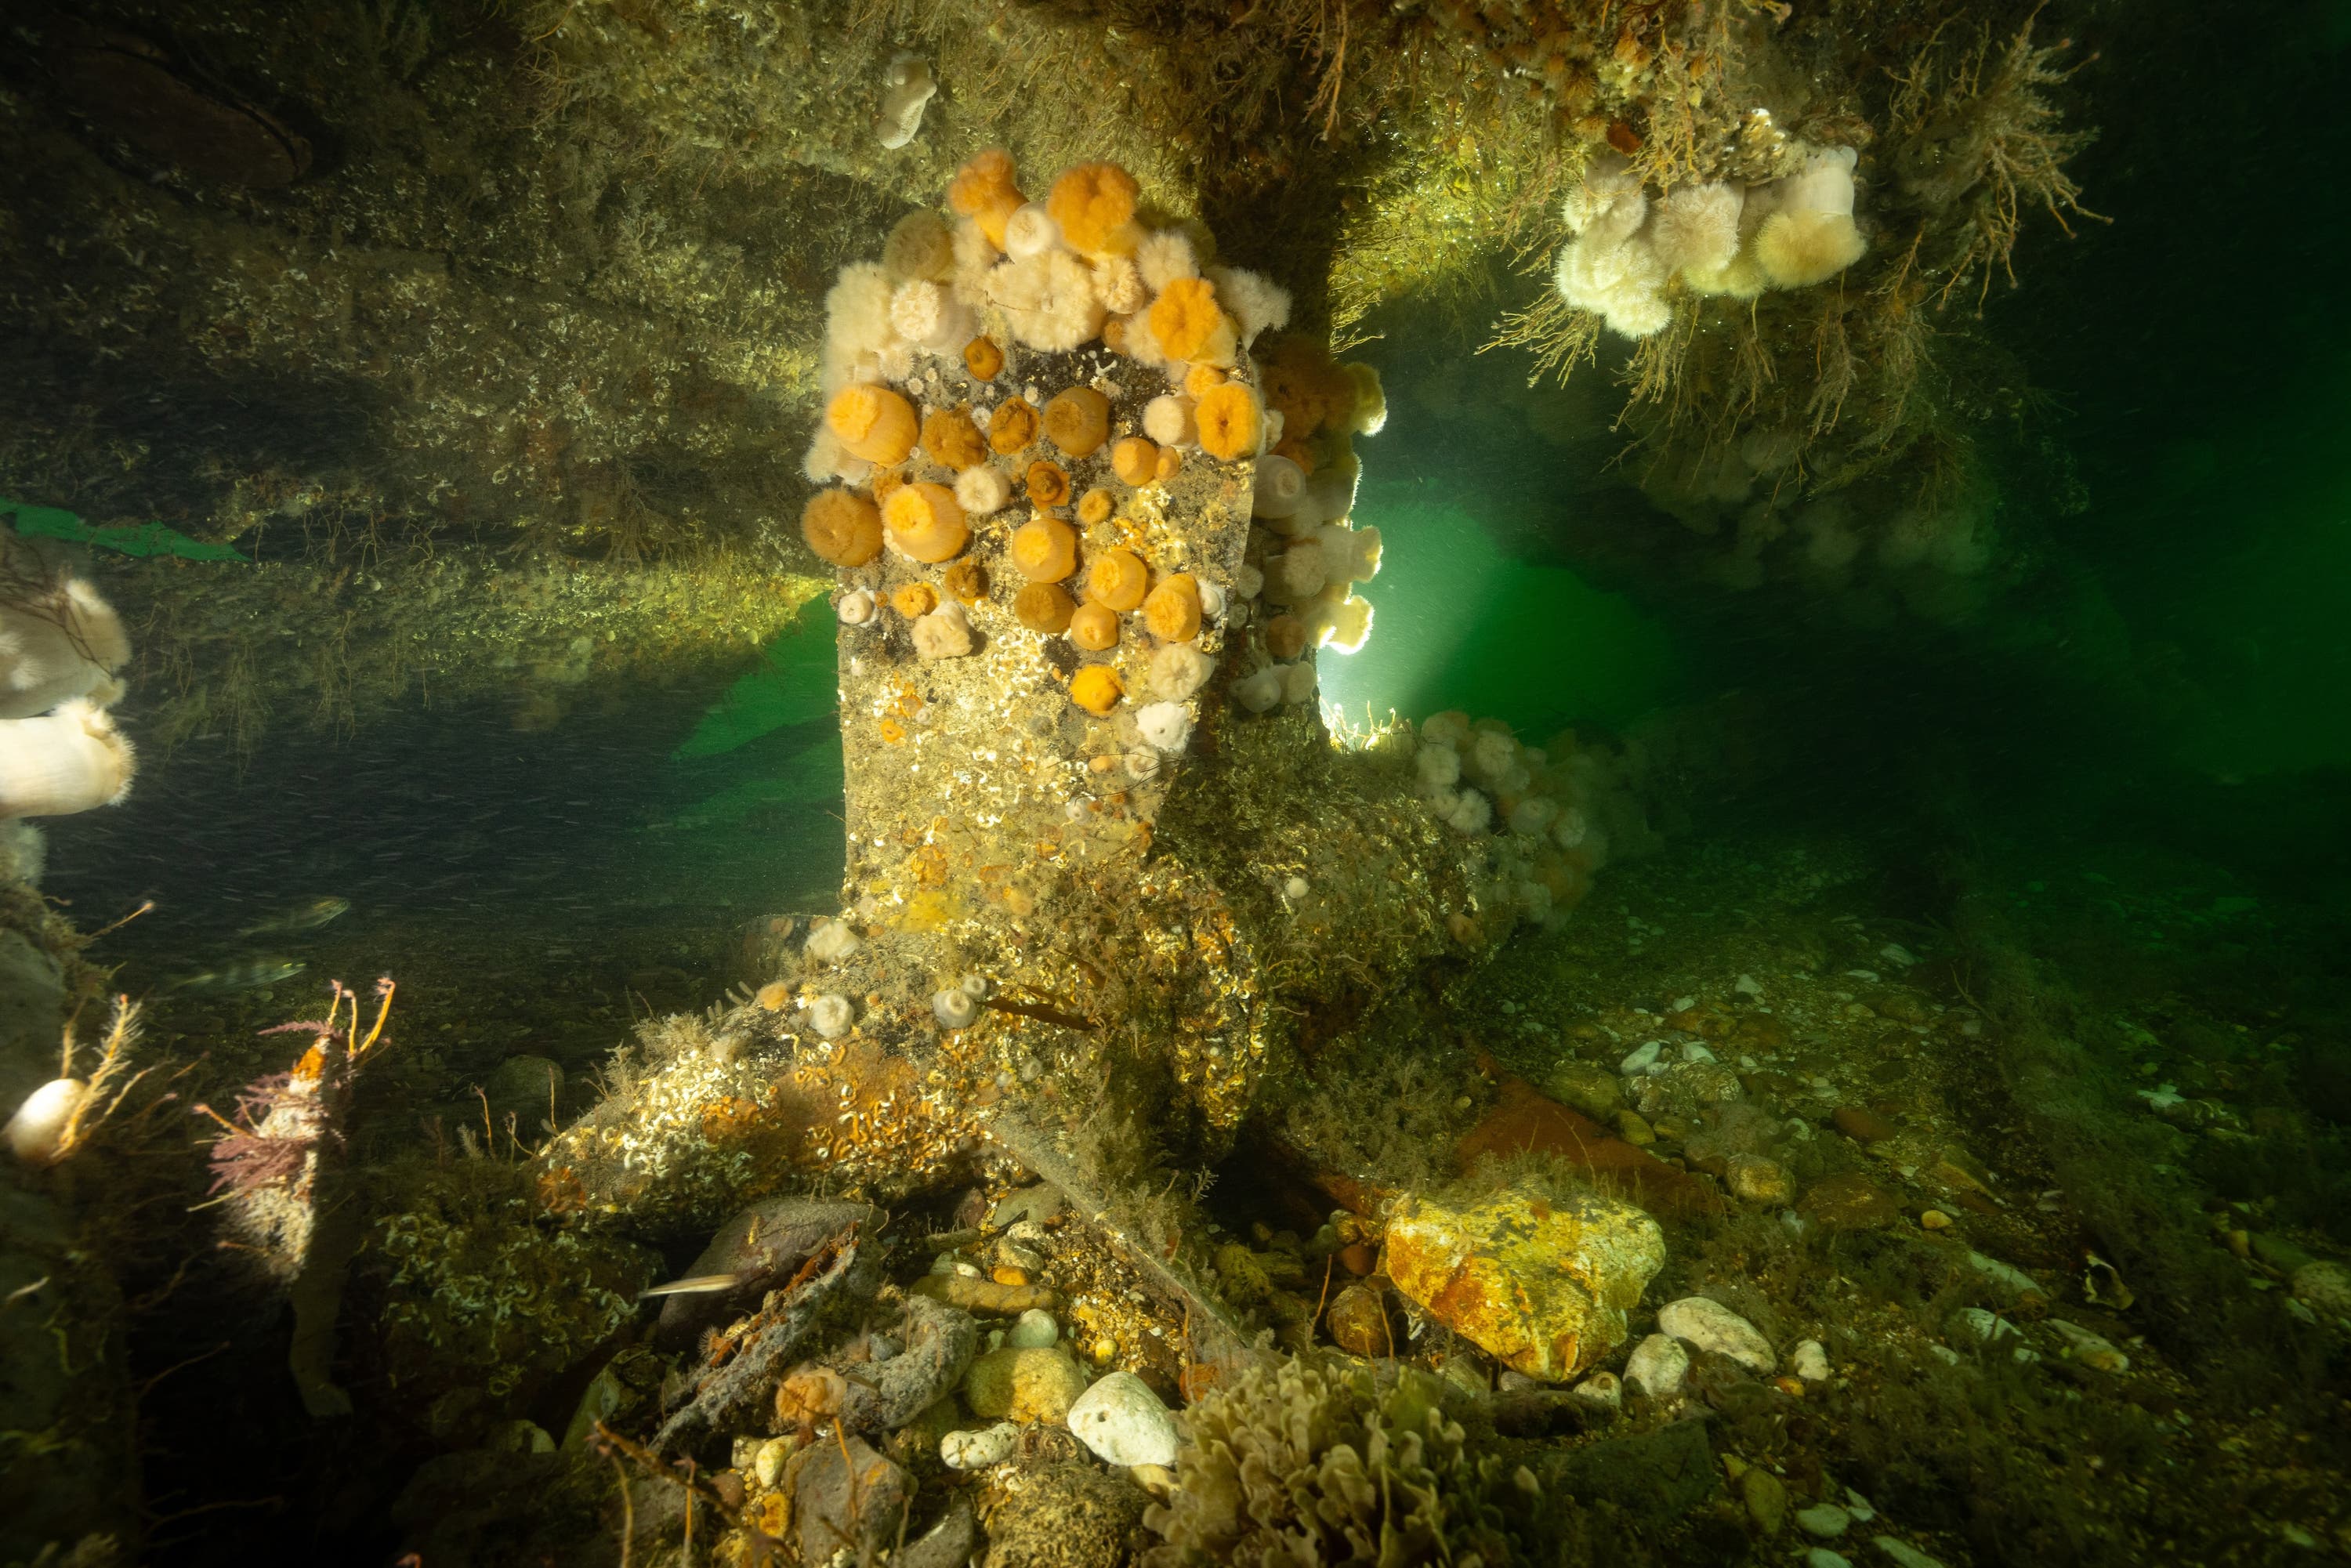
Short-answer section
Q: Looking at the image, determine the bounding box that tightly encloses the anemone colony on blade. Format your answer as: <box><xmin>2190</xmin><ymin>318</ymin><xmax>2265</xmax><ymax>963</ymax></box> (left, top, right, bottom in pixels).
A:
<box><xmin>799</xmin><ymin>147</ymin><xmax>1386</xmax><ymax>727</ymax></box>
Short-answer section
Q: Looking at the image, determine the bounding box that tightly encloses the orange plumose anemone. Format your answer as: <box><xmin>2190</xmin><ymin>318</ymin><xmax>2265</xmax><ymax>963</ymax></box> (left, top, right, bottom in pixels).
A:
<box><xmin>1010</xmin><ymin>516</ymin><xmax>1078</xmax><ymax>582</ymax></box>
<box><xmin>883</xmin><ymin>482</ymin><xmax>969</xmax><ymax>563</ymax></box>
<box><xmin>1070</xmin><ymin>664</ymin><xmax>1124</xmax><ymax>715</ymax></box>
<box><xmin>1077</xmin><ymin>487</ymin><xmax>1114</xmax><ymax>527</ymax></box>
<box><xmin>1086</xmin><ymin>549</ymin><xmax>1150</xmax><ymax>611</ymax></box>
<box><xmin>1069</xmin><ymin>602</ymin><xmax>1120</xmax><ymax>652</ymax></box>
<box><xmin>801</xmin><ymin>488</ymin><xmax>883</xmax><ymax>567</ymax></box>
<box><xmin>1264</xmin><ymin>614</ymin><xmax>1309</xmax><ymax>660</ymax></box>
<box><xmin>1195</xmin><ymin>382</ymin><xmax>1265</xmax><ymax>462</ymax></box>
<box><xmin>1014</xmin><ymin>581</ymin><xmax>1076</xmax><ymax>632</ymax></box>
<box><xmin>1025</xmin><ymin>460</ymin><xmax>1071</xmax><ymax>509</ymax></box>
<box><xmin>1183</xmin><ymin>363</ymin><xmax>1226</xmax><ymax>398</ymax></box>
<box><xmin>1143</xmin><ymin>574</ymin><xmax>1202</xmax><ymax>643</ymax></box>
<box><xmin>1259</xmin><ymin>335</ymin><xmax>1347</xmax><ymax>441</ymax></box>
<box><xmin>1110</xmin><ymin>437</ymin><xmax>1158</xmax><ymax>487</ymax></box>
<box><xmin>827</xmin><ymin>384</ymin><xmax>920</xmax><ymax>465</ymax></box>
<box><xmin>964</xmin><ymin>335</ymin><xmax>1005</xmax><ymax>381</ymax></box>
<box><xmin>947</xmin><ymin>149</ymin><xmax>1026</xmax><ymax>248</ymax></box>
<box><xmin>1149</xmin><ymin>277</ymin><xmax>1232</xmax><ymax>365</ymax></box>
<box><xmin>922</xmin><ymin>407</ymin><xmax>988</xmax><ymax>471</ymax></box>
<box><xmin>755</xmin><ymin>981</ymin><xmax>794</xmax><ymax>1012</ymax></box>
<box><xmin>892</xmin><ymin>581</ymin><xmax>939</xmax><ymax>618</ymax></box>
<box><xmin>1154</xmin><ymin>446</ymin><xmax>1183</xmax><ymax>483</ymax></box>
<box><xmin>944</xmin><ymin>559</ymin><xmax>988</xmax><ymax>603</ymax></box>
<box><xmin>1043</xmin><ymin>387</ymin><xmax>1112</xmax><ymax>457</ymax></box>
<box><xmin>1047</xmin><ymin>163</ymin><xmax>1142</xmax><ymax>257</ymax></box>
<box><xmin>990</xmin><ymin>398</ymin><xmax>1041</xmax><ymax>456</ymax></box>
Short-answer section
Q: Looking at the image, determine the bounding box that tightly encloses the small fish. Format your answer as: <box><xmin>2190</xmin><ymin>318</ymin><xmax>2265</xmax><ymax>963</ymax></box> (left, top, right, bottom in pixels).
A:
<box><xmin>237</xmin><ymin>896</ymin><xmax>351</xmax><ymax>937</ymax></box>
<box><xmin>167</xmin><ymin>955</ymin><xmax>309</xmax><ymax>993</ymax></box>
<box><xmin>639</xmin><ymin>1271</ymin><xmax>760</xmax><ymax>1300</ymax></box>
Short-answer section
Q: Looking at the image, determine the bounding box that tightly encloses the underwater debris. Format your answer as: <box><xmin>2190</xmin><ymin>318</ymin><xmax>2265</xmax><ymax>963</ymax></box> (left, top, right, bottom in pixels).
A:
<box><xmin>191</xmin><ymin>976</ymin><xmax>395</xmax><ymax>1415</ymax></box>
<box><xmin>652</xmin><ymin>1219</ymin><xmax>868</xmax><ymax>1457</ymax></box>
<box><xmin>650</xmin><ymin>1194</ymin><xmax>878</xmax><ymax>1349</ymax></box>
<box><xmin>194</xmin><ymin>977</ymin><xmax>393</xmax><ymax>1258</ymax></box>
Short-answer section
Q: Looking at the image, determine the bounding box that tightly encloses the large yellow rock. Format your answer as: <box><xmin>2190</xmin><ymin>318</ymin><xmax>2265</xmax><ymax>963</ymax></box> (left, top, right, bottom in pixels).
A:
<box><xmin>963</xmin><ymin>1346</ymin><xmax>1089</xmax><ymax>1423</ymax></box>
<box><xmin>1383</xmin><ymin>1186</ymin><xmax>1665</xmax><ymax>1382</ymax></box>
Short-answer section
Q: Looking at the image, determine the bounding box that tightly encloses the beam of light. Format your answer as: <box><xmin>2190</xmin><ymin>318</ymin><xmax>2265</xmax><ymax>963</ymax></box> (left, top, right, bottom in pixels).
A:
<box><xmin>1317</xmin><ymin>487</ymin><xmax>1680</xmax><ymax>741</ymax></box>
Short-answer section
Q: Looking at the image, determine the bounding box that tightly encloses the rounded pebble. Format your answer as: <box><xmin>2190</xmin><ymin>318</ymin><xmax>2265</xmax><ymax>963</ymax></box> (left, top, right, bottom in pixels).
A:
<box><xmin>752</xmin><ymin>1435</ymin><xmax>797</xmax><ymax>1489</ymax></box>
<box><xmin>1657</xmin><ymin>1296</ymin><xmax>1777</xmax><ymax>1375</ymax></box>
<box><xmin>2291</xmin><ymin>1259</ymin><xmax>2351</xmax><ymax>1317</ymax></box>
<box><xmin>1795</xmin><ymin>1503</ymin><xmax>1853</xmax><ymax>1539</ymax></box>
<box><xmin>1790</xmin><ymin>1339</ymin><xmax>1831</xmax><ymax>1382</ymax></box>
<box><xmin>940</xmin><ymin>1421</ymin><xmax>1020</xmax><ymax>1470</ymax></box>
<box><xmin>1005</xmin><ymin>1309</ymin><xmax>1060</xmax><ymax>1349</ymax></box>
<box><xmin>1624</xmin><ymin>1332</ymin><xmax>1689</xmax><ymax>1400</ymax></box>
<box><xmin>1065</xmin><ymin>1371</ymin><xmax>1179</xmax><ymax>1467</ymax></box>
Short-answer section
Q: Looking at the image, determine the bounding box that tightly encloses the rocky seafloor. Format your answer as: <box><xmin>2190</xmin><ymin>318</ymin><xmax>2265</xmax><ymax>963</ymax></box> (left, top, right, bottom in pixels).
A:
<box><xmin>6</xmin><ymin>790</ymin><xmax>2349</xmax><ymax>1568</ymax></box>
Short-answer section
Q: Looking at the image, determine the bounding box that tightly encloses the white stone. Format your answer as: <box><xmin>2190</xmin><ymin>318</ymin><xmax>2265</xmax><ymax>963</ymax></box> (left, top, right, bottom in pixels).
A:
<box><xmin>1804</xmin><ymin>1552</ymin><xmax>1853</xmax><ymax>1568</ymax></box>
<box><xmin>1657</xmin><ymin>1296</ymin><xmax>1776</xmax><ymax>1374</ymax></box>
<box><xmin>2291</xmin><ymin>1259</ymin><xmax>2351</xmax><ymax>1317</ymax></box>
<box><xmin>753</xmin><ymin>1436</ymin><xmax>797</xmax><ymax>1488</ymax></box>
<box><xmin>1679</xmin><ymin>1041</ymin><xmax>1717</xmax><ymax>1064</ymax></box>
<box><xmin>1790</xmin><ymin>1338</ymin><xmax>1830</xmax><ymax>1382</ymax></box>
<box><xmin>2046</xmin><ymin>1318</ymin><xmax>2129</xmax><ymax>1373</ymax></box>
<box><xmin>1965</xmin><ymin>1251</ymin><xmax>2041</xmax><ymax>1298</ymax></box>
<box><xmin>1795</xmin><ymin>1504</ymin><xmax>1852</xmax><ymax>1538</ymax></box>
<box><xmin>1842</xmin><ymin>1490</ymin><xmax>1876</xmax><ymax>1523</ymax></box>
<box><xmin>1734</xmin><ymin>975</ymin><xmax>1762</xmax><ymax>997</ymax></box>
<box><xmin>1065</xmin><ymin>1371</ymin><xmax>1177</xmax><ymax>1467</ymax></box>
<box><xmin>5</xmin><ymin>1077</ymin><xmax>86</xmax><ymax>1164</ymax></box>
<box><xmin>1873</xmin><ymin>1540</ymin><xmax>1945</xmax><ymax>1568</ymax></box>
<box><xmin>940</xmin><ymin>1421</ymin><xmax>1020</xmax><ymax>1469</ymax></box>
<box><xmin>1006</xmin><ymin>1309</ymin><xmax>1060</xmax><ymax>1349</ymax></box>
<box><xmin>1619</xmin><ymin>1041</ymin><xmax>1663</xmax><ymax>1075</ymax></box>
<box><xmin>1623</xmin><ymin>1333</ymin><xmax>1688</xmax><ymax>1400</ymax></box>
<box><xmin>1946</xmin><ymin>1307</ymin><xmax>2019</xmax><ymax>1349</ymax></box>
